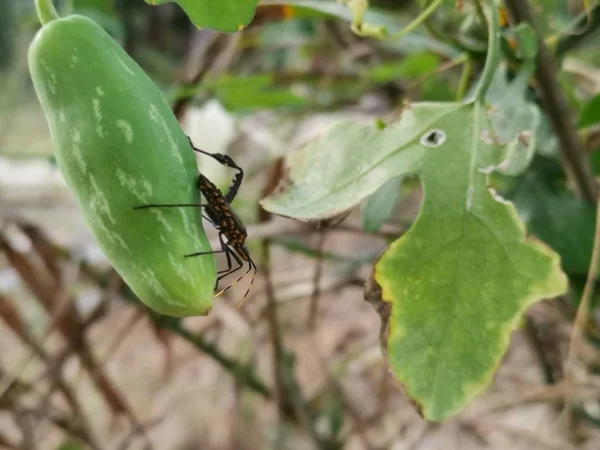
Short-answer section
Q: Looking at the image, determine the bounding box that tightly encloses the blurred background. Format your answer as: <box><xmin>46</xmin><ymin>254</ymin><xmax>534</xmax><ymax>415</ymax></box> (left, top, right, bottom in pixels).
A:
<box><xmin>2</xmin><ymin>0</ymin><xmax>600</xmax><ymax>449</ymax></box>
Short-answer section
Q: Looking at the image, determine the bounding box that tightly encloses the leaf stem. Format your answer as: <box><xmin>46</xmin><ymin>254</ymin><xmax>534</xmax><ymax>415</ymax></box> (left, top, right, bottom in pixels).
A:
<box><xmin>35</xmin><ymin>0</ymin><xmax>60</xmax><ymax>25</ymax></box>
<box><xmin>472</xmin><ymin>3</ymin><xmax>499</xmax><ymax>102</ymax></box>
<box><xmin>473</xmin><ymin>0</ymin><xmax>489</xmax><ymax>29</ymax></box>
<box><xmin>456</xmin><ymin>56</ymin><xmax>473</xmax><ymax>100</ymax></box>
<box><xmin>390</xmin><ymin>0</ymin><xmax>444</xmax><ymax>40</ymax></box>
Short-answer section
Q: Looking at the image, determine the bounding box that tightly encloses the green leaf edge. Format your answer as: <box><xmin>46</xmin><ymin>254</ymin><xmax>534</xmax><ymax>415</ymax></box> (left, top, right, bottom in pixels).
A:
<box><xmin>374</xmin><ymin>185</ymin><xmax>568</xmax><ymax>421</ymax></box>
<box><xmin>145</xmin><ymin>0</ymin><xmax>258</xmax><ymax>32</ymax></box>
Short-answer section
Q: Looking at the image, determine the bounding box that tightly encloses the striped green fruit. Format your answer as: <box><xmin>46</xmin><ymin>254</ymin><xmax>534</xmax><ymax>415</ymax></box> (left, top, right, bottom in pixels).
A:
<box><xmin>29</xmin><ymin>12</ymin><xmax>216</xmax><ymax>316</ymax></box>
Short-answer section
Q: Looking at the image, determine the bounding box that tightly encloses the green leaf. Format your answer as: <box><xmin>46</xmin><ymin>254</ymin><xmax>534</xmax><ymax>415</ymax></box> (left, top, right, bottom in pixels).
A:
<box><xmin>266</xmin><ymin>0</ymin><xmax>458</xmax><ymax>56</ymax></box>
<box><xmin>511</xmin><ymin>23</ymin><xmax>538</xmax><ymax>61</ymax></box>
<box><xmin>362</xmin><ymin>175</ymin><xmax>403</xmax><ymax>233</ymax></box>
<box><xmin>578</xmin><ymin>94</ymin><xmax>600</xmax><ymax>128</ymax></box>
<box><xmin>506</xmin><ymin>169</ymin><xmax>596</xmax><ymax>275</ymax></box>
<box><xmin>261</xmin><ymin>102</ymin><xmax>567</xmax><ymax>420</ymax></box>
<box><xmin>145</xmin><ymin>0</ymin><xmax>258</xmax><ymax>33</ymax></box>
<box><xmin>73</xmin><ymin>0</ymin><xmax>116</xmax><ymax>15</ymax></box>
<box><xmin>203</xmin><ymin>74</ymin><xmax>307</xmax><ymax>112</ymax></box>
<box><xmin>367</xmin><ymin>52</ymin><xmax>440</xmax><ymax>83</ymax></box>
<box><xmin>484</xmin><ymin>64</ymin><xmax>542</xmax><ymax>176</ymax></box>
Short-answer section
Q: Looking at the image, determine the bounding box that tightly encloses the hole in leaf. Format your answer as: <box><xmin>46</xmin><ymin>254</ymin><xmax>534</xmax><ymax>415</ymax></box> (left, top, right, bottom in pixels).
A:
<box><xmin>420</xmin><ymin>129</ymin><xmax>446</xmax><ymax>147</ymax></box>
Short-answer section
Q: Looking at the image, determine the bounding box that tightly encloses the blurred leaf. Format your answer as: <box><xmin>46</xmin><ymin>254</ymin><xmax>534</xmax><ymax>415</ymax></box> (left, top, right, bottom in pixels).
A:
<box><xmin>73</xmin><ymin>0</ymin><xmax>115</xmax><ymax>14</ymax></box>
<box><xmin>589</xmin><ymin>150</ymin><xmax>600</xmax><ymax>175</ymax></box>
<box><xmin>204</xmin><ymin>74</ymin><xmax>307</xmax><ymax>112</ymax></box>
<box><xmin>261</xmin><ymin>102</ymin><xmax>567</xmax><ymax>420</ymax></box>
<box><xmin>367</xmin><ymin>52</ymin><xmax>440</xmax><ymax>83</ymax></box>
<box><xmin>507</xmin><ymin>169</ymin><xmax>596</xmax><ymax>275</ymax></box>
<box><xmin>266</xmin><ymin>0</ymin><xmax>458</xmax><ymax>56</ymax></box>
<box><xmin>362</xmin><ymin>175</ymin><xmax>402</xmax><ymax>233</ymax></box>
<box><xmin>145</xmin><ymin>0</ymin><xmax>259</xmax><ymax>32</ymax></box>
<box><xmin>512</xmin><ymin>23</ymin><xmax>537</xmax><ymax>60</ymax></box>
<box><xmin>275</xmin><ymin>237</ymin><xmax>349</xmax><ymax>262</ymax></box>
<box><xmin>0</xmin><ymin>0</ymin><xmax>15</xmax><ymax>69</ymax></box>
<box><xmin>324</xmin><ymin>391</ymin><xmax>344</xmax><ymax>439</ymax></box>
<box><xmin>578</xmin><ymin>94</ymin><xmax>600</xmax><ymax>128</ymax></box>
<box><xmin>485</xmin><ymin>64</ymin><xmax>542</xmax><ymax>175</ymax></box>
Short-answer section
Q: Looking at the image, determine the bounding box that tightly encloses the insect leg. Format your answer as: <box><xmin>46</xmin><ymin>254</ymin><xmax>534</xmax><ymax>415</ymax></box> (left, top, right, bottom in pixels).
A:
<box><xmin>217</xmin><ymin>246</ymin><xmax>243</xmax><ymax>282</ymax></box>
<box><xmin>215</xmin><ymin>255</ymin><xmax>252</xmax><ymax>299</ymax></box>
<box><xmin>133</xmin><ymin>203</ymin><xmax>218</xmax><ymax>228</ymax></box>
<box><xmin>184</xmin><ymin>249</ymin><xmax>226</xmax><ymax>258</ymax></box>
<box><xmin>216</xmin><ymin>233</ymin><xmax>233</xmax><ymax>275</ymax></box>
<box><xmin>187</xmin><ymin>137</ymin><xmax>244</xmax><ymax>203</ymax></box>
<box><xmin>133</xmin><ymin>203</ymin><xmax>204</xmax><ymax>209</ymax></box>
<box><xmin>238</xmin><ymin>258</ymin><xmax>257</xmax><ymax>308</ymax></box>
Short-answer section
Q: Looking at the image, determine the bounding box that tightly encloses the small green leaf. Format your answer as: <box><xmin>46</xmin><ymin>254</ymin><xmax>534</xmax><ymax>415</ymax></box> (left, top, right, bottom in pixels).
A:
<box><xmin>267</xmin><ymin>0</ymin><xmax>458</xmax><ymax>57</ymax></box>
<box><xmin>367</xmin><ymin>52</ymin><xmax>440</xmax><ymax>83</ymax></box>
<box><xmin>362</xmin><ymin>175</ymin><xmax>403</xmax><ymax>233</ymax></box>
<box><xmin>485</xmin><ymin>64</ymin><xmax>541</xmax><ymax>176</ymax></box>
<box><xmin>512</xmin><ymin>23</ymin><xmax>537</xmax><ymax>61</ymax></box>
<box><xmin>578</xmin><ymin>94</ymin><xmax>600</xmax><ymax>128</ymax></box>
<box><xmin>261</xmin><ymin>102</ymin><xmax>567</xmax><ymax>420</ymax></box>
<box><xmin>203</xmin><ymin>74</ymin><xmax>307</xmax><ymax>112</ymax></box>
<box><xmin>145</xmin><ymin>0</ymin><xmax>258</xmax><ymax>33</ymax></box>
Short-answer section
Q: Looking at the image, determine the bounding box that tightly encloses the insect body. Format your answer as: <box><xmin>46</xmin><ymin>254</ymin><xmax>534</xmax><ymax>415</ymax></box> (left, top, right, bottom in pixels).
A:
<box><xmin>191</xmin><ymin>173</ymin><xmax>257</xmax><ymax>300</ymax></box>
<box><xmin>135</xmin><ymin>139</ymin><xmax>256</xmax><ymax>303</ymax></box>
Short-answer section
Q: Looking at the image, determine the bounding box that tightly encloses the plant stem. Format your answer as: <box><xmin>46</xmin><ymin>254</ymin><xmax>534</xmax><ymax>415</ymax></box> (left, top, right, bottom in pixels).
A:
<box><xmin>563</xmin><ymin>178</ymin><xmax>600</xmax><ymax>423</ymax></box>
<box><xmin>472</xmin><ymin>3</ymin><xmax>499</xmax><ymax>102</ymax></box>
<box><xmin>505</xmin><ymin>0</ymin><xmax>598</xmax><ymax>204</ymax></box>
<box><xmin>35</xmin><ymin>0</ymin><xmax>59</xmax><ymax>25</ymax></box>
<box><xmin>456</xmin><ymin>56</ymin><xmax>473</xmax><ymax>100</ymax></box>
<box><xmin>390</xmin><ymin>0</ymin><xmax>444</xmax><ymax>40</ymax></box>
<box><xmin>472</xmin><ymin>0</ymin><xmax>488</xmax><ymax>29</ymax></box>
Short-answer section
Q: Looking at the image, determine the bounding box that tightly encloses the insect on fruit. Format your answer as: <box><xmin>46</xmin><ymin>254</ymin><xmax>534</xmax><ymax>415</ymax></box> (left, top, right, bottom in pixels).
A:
<box><xmin>135</xmin><ymin>139</ymin><xmax>257</xmax><ymax>304</ymax></box>
<box><xmin>29</xmin><ymin>6</ymin><xmax>216</xmax><ymax>317</ymax></box>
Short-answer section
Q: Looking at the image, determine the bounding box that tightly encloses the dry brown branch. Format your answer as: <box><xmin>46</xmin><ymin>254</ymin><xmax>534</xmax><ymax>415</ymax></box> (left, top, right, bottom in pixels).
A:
<box><xmin>0</xmin><ymin>230</ymin><xmax>129</xmax><ymax>416</ymax></box>
<box><xmin>0</xmin><ymin>294</ymin><xmax>102</xmax><ymax>449</ymax></box>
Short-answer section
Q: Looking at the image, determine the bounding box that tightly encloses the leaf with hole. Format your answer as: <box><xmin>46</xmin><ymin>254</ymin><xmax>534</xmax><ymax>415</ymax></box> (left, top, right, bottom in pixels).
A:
<box><xmin>261</xmin><ymin>101</ymin><xmax>567</xmax><ymax>420</ymax></box>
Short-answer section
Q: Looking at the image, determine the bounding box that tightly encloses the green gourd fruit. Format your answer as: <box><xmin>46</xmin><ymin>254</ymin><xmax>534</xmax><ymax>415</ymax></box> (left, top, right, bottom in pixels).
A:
<box><xmin>28</xmin><ymin>1</ymin><xmax>216</xmax><ymax>316</ymax></box>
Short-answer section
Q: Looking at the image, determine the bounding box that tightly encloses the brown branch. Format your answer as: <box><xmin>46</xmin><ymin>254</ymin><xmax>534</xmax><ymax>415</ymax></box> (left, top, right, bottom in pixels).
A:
<box><xmin>0</xmin><ymin>294</ymin><xmax>102</xmax><ymax>449</ymax></box>
<box><xmin>21</xmin><ymin>222</ymin><xmax>271</xmax><ymax>398</ymax></box>
<box><xmin>308</xmin><ymin>231</ymin><xmax>327</xmax><ymax>329</ymax></box>
<box><xmin>504</xmin><ymin>0</ymin><xmax>598</xmax><ymax>204</ymax></box>
<box><xmin>258</xmin><ymin>158</ymin><xmax>293</xmax><ymax>419</ymax></box>
<box><xmin>171</xmin><ymin>31</ymin><xmax>236</xmax><ymax>119</ymax></box>
<box><xmin>0</xmin><ymin>230</ymin><xmax>129</xmax><ymax>416</ymax></box>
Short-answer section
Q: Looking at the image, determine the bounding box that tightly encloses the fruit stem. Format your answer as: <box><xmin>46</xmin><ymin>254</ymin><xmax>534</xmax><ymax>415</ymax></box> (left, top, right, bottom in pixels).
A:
<box><xmin>35</xmin><ymin>0</ymin><xmax>60</xmax><ymax>25</ymax></box>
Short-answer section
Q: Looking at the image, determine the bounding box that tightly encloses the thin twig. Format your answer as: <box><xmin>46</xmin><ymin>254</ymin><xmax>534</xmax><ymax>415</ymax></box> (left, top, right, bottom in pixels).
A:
<box><xmin>259</xmin><ymin>158</ymin><xmax>290</xmax><ymax>418</ymax></box>
<box><xmin>116</xmin><ymin>417</ymin><xmax>164</xmax><ymax>450</ymax></box>
<box><xmin>562</xmin><ymin>178</ymin><xmax>600</xmax><ymax>423</ymax></box>
<box><xmin>22</xmin><ymin>221</ymin><xmax>272</xmax><ymax>399</ymax></box>
<box><xmin>504</xmin><ymin>0</ymin><xmax>598</xmax><ymax>204</ymax></box>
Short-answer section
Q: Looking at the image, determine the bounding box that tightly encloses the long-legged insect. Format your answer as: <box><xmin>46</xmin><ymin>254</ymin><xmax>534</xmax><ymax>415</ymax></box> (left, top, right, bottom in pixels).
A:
<box><xmin>134</xmin><ymin>139</ymin><xmax>256</xmax><ymax>303</ymax></box>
